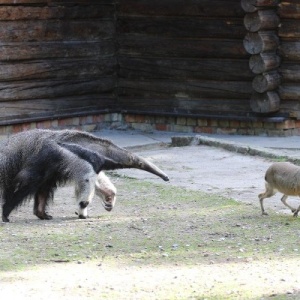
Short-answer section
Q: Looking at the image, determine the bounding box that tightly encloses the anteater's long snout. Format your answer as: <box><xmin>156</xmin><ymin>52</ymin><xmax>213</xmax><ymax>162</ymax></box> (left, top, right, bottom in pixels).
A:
<box><xmin>137</xmin><ymin>157</ymin><xmax>169</xmax><ymax>181</ymax></box>
<box><xmin>100</xmin><ymin>145</ymin><xmax>169</xmax><ymax>181</ymax></box>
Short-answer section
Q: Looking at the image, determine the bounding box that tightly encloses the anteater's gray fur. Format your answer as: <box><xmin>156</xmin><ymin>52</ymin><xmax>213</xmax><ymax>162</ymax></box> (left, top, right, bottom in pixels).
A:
<box><xmin>0</xmin><ymin>129</ymin><xmax>169</xmax><ymax>222</ymax></box>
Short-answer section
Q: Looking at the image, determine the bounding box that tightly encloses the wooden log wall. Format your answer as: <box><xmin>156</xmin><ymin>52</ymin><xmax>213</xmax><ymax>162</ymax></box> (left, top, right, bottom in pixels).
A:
<box><xmin>3</xmin><ymin>0</ymin><xmax>300</xmax><ymax>125</ymax></box>
<box><xmin>278</xmin><ymin>0</ymin><xmax>300</xmax><ymax>119</ymax></box>
<box><xmin>0</xmin><ymin>0</ymin><xmax>117</xmax><ymax>125</ymax></box>
<box><xmin>242</xmin><ymin>0</ymin><xmax>281</xmax><ymax>113</ymax></box>
<box><xmin>117</xmin><ymin>0</ymin><xmax>254</xmax><ymax>118</ymax></box>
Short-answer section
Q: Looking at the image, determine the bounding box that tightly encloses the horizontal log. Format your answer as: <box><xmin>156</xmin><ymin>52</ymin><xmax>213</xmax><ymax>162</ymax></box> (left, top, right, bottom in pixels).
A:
<box><xmin>244</xmin><ymin>10</ymin><xmax>280</xmax><ymax>32</ymax></box>
<box><xmin>0</xmin><ymin>94</ymin><xmax>117</xmax><ymax>125</ymax></box>
<box><xmin>241</xmin><ymin>0</ymin><xmax>280</xmax><ymax>13</ymax></box>
<box><xmin>279</xmin><ymin>63</ymin><xmax>300</xmax><ymax>82</ymax></box>
<box><xmin>118</xmin><ymin>79</ymin><xmax>252</xmax><ymax>100</ymax></box>
<box><xmin>279</xmin><ymin>2</ymin><xmax>300</xmax><ymax>19</ymax></box>
<box><xmin>252</xmin><ymin>71</ymin><xmax>281</xmax><ymax>92</ymax></box>
<box><xmin>118</xmin><ymin>36</ymin><xmax>248</xmax><ymax>59</ymax></box>
<box><xmin>49</xmin><ymin>0</ymin><xmax>115</xmax><ymax>5</ymax></box>
<box><xmin>0</xmin><ymin>0</ymin><xmax>114</xmax><ymax>4</ymax></box>
<box><xmin>0</xmin><ymin>77</ymin><xmax>116</xmax><ymax>101</ymax></box>
<box><xmin>243</xmin><ymin>31</ymin><xmax>279</xmax><ymax>54</ymax></box>
<box><xmin>0</xmin><ymin>40</ymin><xmax>115</xmax><ymax>61</ymax></box>
<box><xmin>279</xmin><ymin>84</ymin><xmax>300</xmax><ymax>100</ymax></box>
<box><xmin>250</xmin><ymin>91</ymin><xmax>280</xmax><ymax>113</ymax></box>
<box><xmin>279</xmin><ymin>20</ymin><xmax>300</xmax><ymax>39</ymax></box>
<box><xmin>118</xmin><ymin>0</ymin><xmax>244</xmax><ymax>17</ymax></box>
<box><xmin>0</xmin><ymin>0</ymin><xmax>48</xmax><ymax>3</ymax></box>
<box><xmin>279</xmin><ymin>100</ymin><xmax>300</xmax><ymax>119</ymax></box>
<box><xmin>0</xmin><ymin>20</ymin><xmax>115</xmax><ymax>42</ymax></box>
<box><xmin>0</xmin><ymin>5</ymin><xmax>115</xmax><ymax>21</ymax></box>
<box><xmin>119</xmin><ymin>97</ymin><xmax>251</xmax><ymax>115</ymax></box>
<box><xmin>118</xmin><ymin>17</ymin><xmax>245</xmax><ymax>39</ymax></box>
<box><xmin>249</xmin><ymin>53</ymin><xmax>280</xmax><ymax>74</ymax></box>
<box><xmin>0</xmin><ymin>57</ymin><xmax>116</xmax><ymax>81</ymax></box>
<box><xmin>118</xmin><ymin>57</ymin><xmax>253</xmax><ymax>81</ymax></box>
<box><xmin>279</xmin><ymin>42</ymin><xmax>300</xmax><ymax>60</ymax></box>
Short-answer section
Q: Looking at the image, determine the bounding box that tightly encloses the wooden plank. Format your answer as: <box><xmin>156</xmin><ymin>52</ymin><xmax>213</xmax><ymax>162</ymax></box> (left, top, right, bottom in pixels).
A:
<box><xmin>118</xmin><ymin>57</ymin><xmax>253</xmax><ymax>81</ymax></box>
<box><xmin>0</xmin><ymin>5</ymin><xmax>115</xmax><ymax>20</ymax></box>
<box><xmin>250</xmin><ymin>91</ymin><xmax>280</xmax><ymax>113</ymax></box>
<box><xmin>118</xmin><ymin>79</ymin><xmax>252</xmax><ymax>100</ymax></box>
<box><xmin>0</xmin><ymin>40</ymin><xmax>115</xmax><ymax>61</ymax></box>
<box><xmin>249</xmin><ymin>53</ymin><xmax>280</xmax><ymax>74</ymax></box>
<box><xmin>0</xmin><ymin>95</ymin><xmax>115</xmax><ymax>114</ymax></box>
<box><xmin>118</xmin><ymin>0</ymin><xmax>244</xmax><ymax>17</ymax></box>
<box><xmin>279</xmin><ymin>20</ymin><xmax>300</xmax><ymax>38</ymax></box>
<box><xmin>279</xmin><ymin>41</ymin><xmax>300</xmax><ymax>60</ymax></box>
<box><xmin>244</xmin><ymin>10</ymin><xmax>280</xmax><ymax>32</ymax></box>
<box><xmin>243</xmin><ymin>31</ymin><xmax>279</xmax><ymax>54</ymax></box>
<box><xmin>0</xmin><ymin>57</ymin><xmax>116</xmax><ymax>81</ymax></box>
<box><xmin>0</xmin><ymin>0</ymin><xmax>47</xmax><ymax>4</ymax></box>
<box><xmin>49</xmin><ymin>0</ymin><xmax>116</xmax><ymax>5</ymax></box>
<box><xmin>279</xmin><ymin>84</ymin><xmax>300</xmax><ymax>100</ymax></box>
<box><xmin>0</xmin><ymin>94</ymin><xmax>117</xmax><ymax>124</ymax></box>
<box><xmin>0</xmin><ymin>20</ymin><xmax>115</xmax><ymax>42</ymax></box>
<box><xmin>241</xmin><ymin>0</ymin><xmax>280</xmax><ymax>13</ymax></box>
<box><xmin>119</xmin><ymin>97</ymin><xmax>251</xmax><ymax>114</ymax></box>
<box><xmin>0</xmin><ymin>76</ymin><xmax>116</xmax><ymax>101</ymax></box>
<box><xmin>279</xmin><ymin>63</ymin><xmax>300</xmax><ymax>82</ymax></box>
<box><xmin>0</xmin><ymin>0</ymin><xmax>114</xmax><ymax>4</ymax></box>
<box><xmin>252</xmin><ymin>71</ymin><xmax>281</xmax><ymax>93</ymax></box>
<box><xmin>280</xmin><ymin>100</ymin><xmax>300</xmax><ymax>119</ymax></box>
<box><xmin>118</xmin><ymin>17</ymin><xmax>246</xmax><ymax>39</ymax></box>
<box><xmin>279</xmin><ymin>2</ymin><xmax>300</xmax><ymax>19</ymax></box>
<box><xmin>118</xmin><ymin>36</ymin><xmax>248</xmax><ymax>59</ymax></box>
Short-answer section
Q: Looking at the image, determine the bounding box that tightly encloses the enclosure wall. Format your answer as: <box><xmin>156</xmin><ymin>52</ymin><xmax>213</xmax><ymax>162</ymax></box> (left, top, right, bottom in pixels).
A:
<box><xmin>0</xmin><ymin>0</ymin><xmax>118</xmax><ymax>125</ymax></box>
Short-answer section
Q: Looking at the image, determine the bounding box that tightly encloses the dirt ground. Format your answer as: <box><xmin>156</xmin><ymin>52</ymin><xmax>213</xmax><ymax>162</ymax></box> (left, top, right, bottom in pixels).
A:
<box><xmin>1</xmin><ymin>144</ymin><xmax>299</xmax><ymax>299</ymax></box>
<box><xmin>119</xmin><ymin>144</ymin><xmax>297</xmax><ymax>215</ymax></box>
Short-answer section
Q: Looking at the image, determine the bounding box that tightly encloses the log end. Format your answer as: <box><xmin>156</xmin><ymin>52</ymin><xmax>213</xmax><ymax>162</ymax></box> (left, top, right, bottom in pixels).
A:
<box><xmin>250</xmin><ymin>91</ymin><xmax>280</xmax><ymax>113</ymax></box>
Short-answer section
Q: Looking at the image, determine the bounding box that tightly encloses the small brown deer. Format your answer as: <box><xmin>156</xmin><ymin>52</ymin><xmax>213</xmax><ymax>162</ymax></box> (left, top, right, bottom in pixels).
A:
<box><xmin>259</xmin><ymin>162</ymin><xmax>300</xmax><ymax>217</ymax></box>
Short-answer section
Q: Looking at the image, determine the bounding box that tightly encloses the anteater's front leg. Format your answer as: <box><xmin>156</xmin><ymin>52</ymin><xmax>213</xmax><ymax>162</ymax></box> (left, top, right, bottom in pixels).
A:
<box><xmin>75</xmin><ymin>172</ymin><xmax>97</xmax><ymax>219</ymax></box>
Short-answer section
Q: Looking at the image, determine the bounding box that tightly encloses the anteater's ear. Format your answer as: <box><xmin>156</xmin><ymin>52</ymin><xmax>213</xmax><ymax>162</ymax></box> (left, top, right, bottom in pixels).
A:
<box><xmin>102</xmin><ymin>157</ymin><xmax>124</xmax><ymax>170</ymax></box>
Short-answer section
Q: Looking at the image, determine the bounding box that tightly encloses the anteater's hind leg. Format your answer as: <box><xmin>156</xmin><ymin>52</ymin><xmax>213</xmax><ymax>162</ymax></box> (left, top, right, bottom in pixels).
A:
<box><xmin>258</xmin><ymin>182</ymin><xmax>276</xmax><ymax>216</ymax></box>
<box><xmin>2</xmin><ymin>182</ymin><xmax>35</xmax><ymax>222</ymax></box>
<box><xmin>2</xmin><ymin>200</ymin><xmax>18</xmax><ymax>222</ymax></box>
<box><xmin>34</xmin><ymin>186</ymin><xmax>53</xmax><ymax>220</ymax></box>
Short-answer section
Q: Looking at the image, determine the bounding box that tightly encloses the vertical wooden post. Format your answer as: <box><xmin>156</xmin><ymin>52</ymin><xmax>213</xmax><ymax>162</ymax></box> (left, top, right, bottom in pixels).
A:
<box><xmin>241</xmin><ymin>0</ymin><xmax>281</xmax><ymax>113</ymax></box>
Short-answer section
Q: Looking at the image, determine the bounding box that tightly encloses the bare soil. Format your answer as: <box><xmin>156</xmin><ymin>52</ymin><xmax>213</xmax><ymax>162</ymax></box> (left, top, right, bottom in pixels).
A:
<box><xmin>119</xmin><ymin>144</ymin><xmax>298</xmax><ymax>214</ymax></box>
<box><xmin>1</xmin><ymin>144</ymin><xmax>300</xmax><ymax>300</ymax></box>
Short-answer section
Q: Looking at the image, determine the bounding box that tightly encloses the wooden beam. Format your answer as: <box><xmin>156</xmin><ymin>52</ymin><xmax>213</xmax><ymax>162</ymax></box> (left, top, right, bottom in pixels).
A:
<box><xmin>252</xmin><ymin>71</ymin><xmax>281</xmax><ymax>93</ymax></box>
<box><xmin>241</xmin><ymin>0</ymin><xmax>280</xmax><ymax>13</ymax></box>
<box><xmin>243</xmin><ymin>31</ymin><xmax>279</xmax><ymax>54</ymax></box>
<box><xmin>118</xmin><ymin>36</ymin><xmax>248</xmax><ymax>58</ymax></box>
<box><xmin>250</xmin><ymin>91</ymin><xmax>280</xmax><ymax>113</ymax></box>
<box><xmin>244</xmin><ymin>10</ymin><xmax>280</xmax><ymax>32</ymax></box>
<box><xmin>249</xmin><ymin>53</ymin><xmax>280</xmax><ymax>74</ymax></box>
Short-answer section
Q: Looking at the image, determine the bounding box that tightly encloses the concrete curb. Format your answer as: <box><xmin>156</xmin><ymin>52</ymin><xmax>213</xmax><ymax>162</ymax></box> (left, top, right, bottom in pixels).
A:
<box><xmin>171</xmin><ymin>135</ymin><xmax>300</xmax><ymax>165</ymax></box>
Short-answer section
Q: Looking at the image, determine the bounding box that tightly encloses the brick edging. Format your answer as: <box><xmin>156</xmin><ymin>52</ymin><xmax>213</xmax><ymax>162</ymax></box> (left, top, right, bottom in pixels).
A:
<box><xmin>1</xmin><ymin>113</ymin><xmax>299</xmax><ymax>137</ymax></box>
